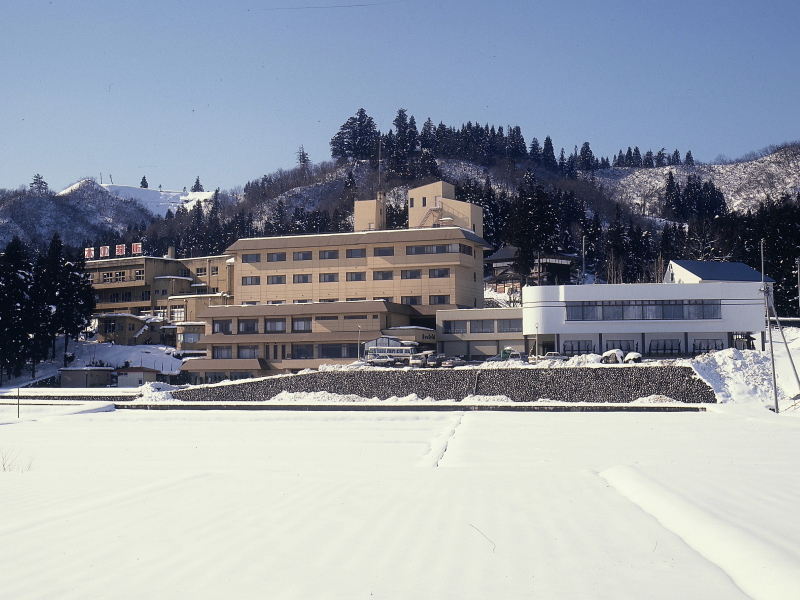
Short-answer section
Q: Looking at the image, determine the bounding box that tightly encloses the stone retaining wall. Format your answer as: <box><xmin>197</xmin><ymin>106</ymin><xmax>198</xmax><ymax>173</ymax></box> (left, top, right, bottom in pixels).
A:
<box><xmin>172</xmin><ymin>366</ymin><xmax>717</xmax><ymax>404</ymax></box>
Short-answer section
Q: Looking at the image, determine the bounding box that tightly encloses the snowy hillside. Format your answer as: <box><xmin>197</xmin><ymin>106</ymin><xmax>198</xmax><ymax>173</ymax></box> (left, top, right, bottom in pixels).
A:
<box><xmin>58</xmin><ymin>180</ymin><xmax>214</xmax><ymax>218</ymax></box>
<box><xmin>596</xmin><ymin>144</ymin><xmax>800</xmax><ymax>214</ymax></box>
<box><xmin>0</xmin><ymin>179</ymin><xmax>155</xmax><ymax>248</ymax></box>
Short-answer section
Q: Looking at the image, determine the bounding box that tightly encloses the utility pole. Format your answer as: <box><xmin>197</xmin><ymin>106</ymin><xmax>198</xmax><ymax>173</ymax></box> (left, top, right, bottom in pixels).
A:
<box><xmin>582</xmin><ymin>235</ymin><xmax>586</xmax><ymax>284</ymax></box>
<box><xmin>762</xmin><ymin>239</ymin><xmax>779</xmax><ymax>413</ymax></box>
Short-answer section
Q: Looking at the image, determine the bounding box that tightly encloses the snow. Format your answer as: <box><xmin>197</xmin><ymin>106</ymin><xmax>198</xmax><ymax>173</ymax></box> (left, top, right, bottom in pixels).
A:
<box><xmin>2</xmin><ymin>331</ymin><xmax>800</xmax><ymax>597</ymax></box>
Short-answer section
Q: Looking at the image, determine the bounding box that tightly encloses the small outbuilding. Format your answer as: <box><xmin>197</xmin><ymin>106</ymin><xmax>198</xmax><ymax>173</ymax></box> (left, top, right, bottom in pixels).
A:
<box><xmin>114</xmin><ymin>366</ymin><xmax>162</xmax><ymax>387</ymax></box>
<box><xmin>59</xmin><ymin>367</ymin><xmax>115</xmax><ymax>388</ymax></box>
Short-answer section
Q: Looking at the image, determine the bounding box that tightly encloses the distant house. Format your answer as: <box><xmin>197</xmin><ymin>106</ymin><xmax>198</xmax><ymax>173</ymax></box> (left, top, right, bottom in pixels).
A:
<box><xmin>114</xmin><ymin>366</ymin><xmax>161</xmax><ymax>388</ymax></box>
<box><xmin>664</xmin><ymin>260</ymin><xmax>773</xmax><ymax>284</ymax></box>
<box><xmin>59</xmin><ymin>367</ymin><xmax>115</xmax><ymax>388</ymax></box>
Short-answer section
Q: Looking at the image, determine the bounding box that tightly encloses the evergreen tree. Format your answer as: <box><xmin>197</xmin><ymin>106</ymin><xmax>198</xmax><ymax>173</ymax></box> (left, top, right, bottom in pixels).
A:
<box><xmin>529</xmin><ymin>137</ymin><xmax>542</xmax><ymax>166</ymax></box>
<box><xmin>191</xmin><ymin>176</ymin><xmax>204</xmax><ymax>193</ymax></box>
<box><xmin>0</xmin><ymin>237</ymin><xmax>32</xmax><ymax>382</ymax></box>
<box><xmin>30</xmin><ymin>174</ymin><xmax>49</xmax><ymax>196</ymax></box>
<box><xmin>671</xmin><ymin>149</ymin><xmax>682</xmax><ymax>166</ymax></box>
<box><xmin>625</xmin><ymin>147</ymin><xmax>633</xmax><ymax>167</ymax></box>
<box><xmin>663</xmin><ymin>171</ymin><xmax>682</xmax><ymax>219</ymax></box>
<box><xmin>55</xmin><ymin>249</ymin><xmax>95</xmax><ymax>367</ymax></box>
<box><xmin>643</xmin><ymin>150</ymin><xmax>654</xmax><ymax>168</ymax></box>
<box><xmin>655</xmin><ymin>148</ymin><xmax>667</xmax><ymax>168</ymax></box>
<box><xmin>297</xmin><ymin>145</ymin><xmax>311</xmax><ymax>180</ymax></box>
<box><xmin>504</xmin><ymin>171</ymin><xmax>558</xmax><ymax>276</ymax></box>
<box><xmin>140</xmin><ymin>176</ymin><xmax>149</xmax><ymax>189</ymax></box>
<box><xmin>330</xmin><ymin>108</ymin><xmax>379</xmax><ymax>163</ymax></box>
<box><xmin>632</xmin><ymin>146</ymin><xmax>643</xmax><ymax>168</ymax></box>
<box><xmin>684</xmin><ymin>150</ymin><xmax>695</xmax><ymax>166</ymax></box>
<box><xmin>419</xmin><ymin>118</ymin><xmax>437</xmax><ymax>152</ymax></box>
<box><xmin>578</xmin><ymin>142</ymin><xmax>594</xmax><ymax>171</ymax></box>
<box><xmin>541</xmin><ymin>136</ymin><xmax>558</xmax><ymax>172</ymax></box>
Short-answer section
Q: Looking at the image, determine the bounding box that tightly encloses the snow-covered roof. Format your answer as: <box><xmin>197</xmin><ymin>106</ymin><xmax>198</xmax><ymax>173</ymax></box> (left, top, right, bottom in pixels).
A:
<box><xmin>668</xmin><ymin>260</ymin><xmax>773</xmax><ymax>283</ymax></box>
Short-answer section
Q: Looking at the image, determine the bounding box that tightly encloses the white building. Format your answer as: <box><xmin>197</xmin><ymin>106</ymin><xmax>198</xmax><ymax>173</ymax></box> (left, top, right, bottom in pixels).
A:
<box><xmin>522</xmin><ymin>261</ymin><xmax>768</xmax><ymax>356</ymax></box>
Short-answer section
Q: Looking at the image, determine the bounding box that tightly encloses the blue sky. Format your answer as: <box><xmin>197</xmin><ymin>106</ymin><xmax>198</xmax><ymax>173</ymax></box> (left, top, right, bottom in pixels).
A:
<box><xmin>1</xmin><ymin>0</ymin><xmax>798</xmax><ymax>193</ymax></box>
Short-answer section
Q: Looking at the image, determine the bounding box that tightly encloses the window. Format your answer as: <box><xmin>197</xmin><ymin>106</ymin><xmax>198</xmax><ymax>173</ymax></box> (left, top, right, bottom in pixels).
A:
<box><xmin>409</xmin><ymin>197</ymin><xmax>414</xmax><ymax>208</ymax></box>
<box><xmin>121</xmin><ymin>292</ymin><xmax>132</xmax><ymax>302</ymax></box>
<box><xmin>212</xmin><ymin>320</ymin><xmax>232</xmax><ymax>334</ymax></box>
<box><xmin>406</xmin><ymin>243</ymin><xmax>473</xmax><ymax>256</ymax></box>
<box><xmin>292</xmin><ymin>317</ymin><xmax>312</xmax><ymax>332</ymax></box>
<box><xmin>170</xmin><ymin>305</ymin><xmax>185</xmax><ymax>321</ymax></box>
<box><xmin>320</xmin><ymin>249</ymin><xmax>339</xmax><ymax>260</ymax></box>
<box><xmin>267</xmin><ymin>275</ymin><xmax>286</xmax><ymax>285</ymax></box>
<box><xmin>108</xmin><ymin>293</ymin><xmax>119</xmax><ymax>303</ymax></box>
<box><xmin>212</xmin><ymin>346</ymin><xmax>232</xmax><ymax>359</ymax></box>
<box><xmin>104</xmin><ymin>320</ymin><xmax>116</xmax><ymax>334</ymax></box>
<box><xmin>346</xmin><ymin>297</ymin><xmax>366</xmax><ymax>301</ymax></box>
<box><xmin>242</xmin><ymin>276</ymin><xmax>261</xmax><ymax>286</ymax></box>
<box><xmin>195</xmin><ymin>288</ymin><xmax>208</xmax><ymax>295</ymax></box>
<box><xmin>401</xmin><ymin>269</ymin><xmax>421</xmax><ymax>280</ymax></box>
<box><xmin>315</xmin><ymin>315</ymin><xmax>339</xmax><ymax>321</ymax></box>
<box><xmin>346</xmin><ymin>272</ymin><xmax>366</xmax><ymax>282</ymax></box>
<box><xmin>238</xmin><ymin>345</ymin><xmax>259</xmax><ymax>359</ymax></box>
<box><xmin>606</xmin><ymin>340</ymin><xmax>636</xmax><ymax>352</ymax></box>
<box><xmin>293</xmin><ymin>274</ymin><xmax>311</xmax><ymax>284</ymax></box>
<box><xmin>320</xmin><ymin>273</ymin><xmax>339</xmax><ymax>283</ymax></box>
<box><xmin>563</xmin><ymin>340</ymin><xmax>594</xmax><ymax>355</ymax></box>
<box><xmin>115</xmin><ymin>271</ymin><xmax>125</xmax><ymax>282</ymax></box>
<box><xmin>179</xmin><ymin>269</ymin><xmax>190</xmax><ymax>278</ymax></box>
<box><xmin>443</xmin><ymin>320</ymin><xmax>467</xmax><ymax>334</ymax></box>
<box><xmin>374</xmin><ymin>247</ymin><xmax>394</xmax><ymax>257</ymax></box>
<box><xmin>429</xmin><ymin>268</ymin><xmax>450</xmax><ymax>278</ymax></box>
<box><xmin>293</xmin><ymin>251</ymin><xmax>312</xmax><ymax>261</ymax></box>
<box><xmin>319</xmin><ymin>344</ymin><xmax>358</xmax><ymax>359</ymax></box>
<box><xmin>242</xmin><ymin>254</ymin><xmax>260</xmax><ymax>263</ymax></box>
<box><xmin>267</xmin><ymin>252</ymin><xmax>286</xmax><ymax>262</ymax></box>
<box><xmin>470</xmin><ymin>320</ymin><xmax>494</xmax><ymax>334</ymax></box>
<box><xmin>211</xmin><ymin>266</ymin><xmax>219</xmax><ymax>275</ymax></box>
<box><xmin>373</xmin><ymin>296</ymin><xmax>392</xmax><ymax>302</ymax></box>
<box><xmin>205</xmin><ymin>372</ymin><xmax>228</xmax><ymax>384</ymax></box>
<box><xmin>291</xmin><ymin>344</ymin><xmax>314</xmax><ymax>359</ymax></box>
<box><xmin>268</xmin><ymin>300</ymin><xmax>285</xmax><ymax>305</ymax></box>
<box><xmin>566</xmin><ymin>299</ymin><xmax>723</xmax><ymax>321</ymax></box>
<box><xmin>178</xmin><ymin>332</ymin><xmax>201</xmax><ymax>344</ymax></box>
<box><xmin>238</xmin><ymin>319</ymin><xmax>258</xmax><ymax>334</ymax></box>
<box><xmin>401</xmin><ymin>296</ymin><xmax>421</xmax><ymax>305</ymax></box>
<box><xmin>241</xmin><ymin>301</ymin><xmax>258</xmax><ymax>306</ymax></box>
<box><xmin>141</xmin><ymin>291</ymin><xmax>151</xmax><ymax>301</ymax></box>
<box><xmin>319</xmin><ymin>298</ymin><xmax>338</xmax><ymax>303</ymax></box>
<box><xmin>134</xmin><ymin>269</ymin><xmax>145</xmax><ymax>281</ymax></box>
<box><xmin>264</xmin><ymin>318</ymin><xmax>286</xmax><ymax>333</ymax></box>
<box><xmin>429</xmin><ymin>295</ymin><xmax>450</xmax><ymax>305</ymax></box>
<box><xmin>346</xmin><ymin>248</ymin><xmax>366</xmax><ymax>258</ymax></box>
<box><xmin>195</xmin><ymin>267</ymin><xmax>207</xmax><ymax>277</ymax></box>
<box><xmin>293</xmin><ymin>299</ymin><xmax>311</xmax><ymax>304</ymax></box>
<box><xmin>102</xmin><ymin>272</ymin><xmax>113</xmax><ymax>283</ymax></box>
<box><xmin>128</xmin><ymin>323</ymin><xmax>135</xmax><ymax>332</ymax></box>
<box><xmin>344</xmin><ymin>314</ymin><xmax>367</xmax><ymax>320</ymax></box>
<box><xmin>373</xmin><ymin>270</ymin><xmax>393</xmax><ymax>280</ymax></box>
<box><xmin>497</xmin><ymin>319</ymin><xmax>522</xmax><ymax>333</ymax></box>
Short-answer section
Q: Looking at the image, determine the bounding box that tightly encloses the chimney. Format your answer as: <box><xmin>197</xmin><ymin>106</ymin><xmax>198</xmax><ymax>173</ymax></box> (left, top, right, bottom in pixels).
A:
<box><xmin>167</xmin><ymin>246</ymin><xmax>176</xmax><ymax>259</ymax></box>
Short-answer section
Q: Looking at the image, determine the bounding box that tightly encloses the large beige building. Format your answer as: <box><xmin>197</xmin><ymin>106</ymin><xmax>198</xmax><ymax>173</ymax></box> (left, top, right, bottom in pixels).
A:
<box><xmin>85</xmin><ymin>181</ymin><xmax>490</xmax><ymax>381</ymax></box>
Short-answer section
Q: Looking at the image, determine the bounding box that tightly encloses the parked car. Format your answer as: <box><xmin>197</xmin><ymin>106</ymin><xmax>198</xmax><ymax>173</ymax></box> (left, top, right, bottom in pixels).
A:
<box><xmin>409</xmin><ymin>351</ymin><xmax>437</xmax><ymax>367</ymax></box>
<box><xmin>366</xmin><ymin>355</ymin><xmax>396</xmax><ymax>367</ymax></box>
<box><xmin>490</xmin><ymin>347</ymin><xmax>526</xmax><ymax>362</ymax></box>
<box><xmin>440</xmin><ymin>356</ymin><xmax>466</xmax><ymax>368</ymax></box>
<box><xmin>529</xmin><ymin>351</ymin><xmax>569</xmax><ymax>363</ymax></box>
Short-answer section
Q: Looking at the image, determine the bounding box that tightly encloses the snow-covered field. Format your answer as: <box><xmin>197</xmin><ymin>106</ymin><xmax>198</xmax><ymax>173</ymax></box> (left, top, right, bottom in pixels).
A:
<box><xmin>1</xmin><ymin>330</ymin><xmax>800</xmax><ymax>598</ymax></box>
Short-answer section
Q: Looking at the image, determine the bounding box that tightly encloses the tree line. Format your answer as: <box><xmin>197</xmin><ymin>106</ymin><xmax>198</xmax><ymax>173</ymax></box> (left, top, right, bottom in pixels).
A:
<box><xmin>0</xmin><ymin>233</ymin><xmax>95</xmax><ymax>383</ymax></box>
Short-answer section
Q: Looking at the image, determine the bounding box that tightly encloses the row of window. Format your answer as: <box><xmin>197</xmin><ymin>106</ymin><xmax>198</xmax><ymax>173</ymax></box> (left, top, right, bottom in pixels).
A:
<box><xmin>211</xmin><ymin>342</ymin><xmax>360</xmax><ymax>360</ymax></box>
<box><xmin>103</xmin><ymin>287</ymin><xmax>218</xmax><ymax>303</ymax></box>
<box><xmin>213</xmin><ymin>315</ymin><xmax>379</xmax><ymax>335</ymax></box>
<box><xmin>565</xmin><ymin>300</ymin><xmax>722</xmax><ymax>321</ymax></box>
<box><xmin>96</xmin><ymin>267</ymin><xmax>219</xmax><ymax>283</ymax></box>
<box><xmin>241</xmin><ymin>244</ymin><xmax>473</xmax><ymax>264</ymax></box>
<box><xmin>241</xmin><ymin>268</ymin><xmax>451</xmax><ymax>286</ymax></box>
<box><xmin>241</xmin><ymin>295</ymin><xmax>448</xmax><ymax>305</ymax></box>
<box><xmin>442</xmin><ymin>319</ymin><xmax>523</xmax><ymax>334</ymax></box>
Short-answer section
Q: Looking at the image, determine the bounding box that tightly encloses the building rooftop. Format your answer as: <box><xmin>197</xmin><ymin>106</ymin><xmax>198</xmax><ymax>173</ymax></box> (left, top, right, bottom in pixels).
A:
<box><xmin>670</xmin><ymin>260</ymin><xmax>774</xmax><ymax>283</ymax></box>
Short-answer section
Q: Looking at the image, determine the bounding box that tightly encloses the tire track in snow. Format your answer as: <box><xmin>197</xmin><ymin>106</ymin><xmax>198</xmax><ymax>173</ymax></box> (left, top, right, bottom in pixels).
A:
<box><xmin>418</xmin><ymin>412</ymin><xmax>464</xmax><ymax>467</ymax></box>
<box><xmin>601</xmin><ymin>465</ymin><xmax>800</xmax><ymax>600</ymax></box>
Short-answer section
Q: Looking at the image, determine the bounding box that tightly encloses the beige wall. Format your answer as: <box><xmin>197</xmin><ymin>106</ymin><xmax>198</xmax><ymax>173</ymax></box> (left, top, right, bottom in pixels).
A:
<box><xmin>407</xmin><ymin>181</ymin><xmax>483</xmax><ymax>238</ymax></box>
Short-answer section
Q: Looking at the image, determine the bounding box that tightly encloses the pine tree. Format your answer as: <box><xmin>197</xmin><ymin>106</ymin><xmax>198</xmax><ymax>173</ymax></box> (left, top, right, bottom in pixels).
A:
<box><xmin>578</xmin><ymin>142</ymin><xmax>594</xmax><ymax>171</ymax></box>
<box><xmin>297</xmin><ymin>145</ymin><xmax>311</xmax><ymax>180</ymax></box>
<box><xmin>504</xmin><ymin>171</ymin><xmax>558</xmax><ymax>276</ymax></box>
<box><xmin>0</xmin><ymin>237</ymin><xmax>32</xmax><ymax>382</ymax></box>
<box><xmin>684</xmin><ymin>150</ymin><xmax>695</xmax><ymax>166</ymax></box>
<box><xmin>529</xmin><ymin>138</ymin><xmax>542</xmax><ymax>166</ymax></box>
<box><xmin>541</xmin><ymin>136</ymin><xmax>558</xmax><ymax>172</ymax></box>
<box><xmin>56</xmin><ymin>249</ymin><xmax>95</xmax><ymax>366</ymax></box>
<box><xmin>30</xmin><ymin>174</ymin><xmax>49</xmax><ymax>196</ymax></box>
<box><xmin>663</xmin><ymin>171</ymin><xmax>682</xmax><ymax>219</ymax></box>
<box><xmin>140</xmin><ymin>176</ymin><xmax>149</xmax><ymax>189</ymax></box>
<box><xmin>671</xmin><ymin>149</ymin><xmax>682</xmax><ymax>166</ymax></box>
<box><xmin>330</xmin><ymin>108</ymin><xmax>379</xmax><ymax>163</ymax></box>
<box><xmin>191</xmin><ymin>176</ymin><xmax>204</xmax><ymax>193</ymax></box>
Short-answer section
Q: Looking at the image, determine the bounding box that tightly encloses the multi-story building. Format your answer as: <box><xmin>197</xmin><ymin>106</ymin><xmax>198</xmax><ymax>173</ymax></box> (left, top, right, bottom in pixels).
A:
<box><xmin>180</xmin><ymin>182</ymin><xmax>489</xmax><ymax>382</ymax></box>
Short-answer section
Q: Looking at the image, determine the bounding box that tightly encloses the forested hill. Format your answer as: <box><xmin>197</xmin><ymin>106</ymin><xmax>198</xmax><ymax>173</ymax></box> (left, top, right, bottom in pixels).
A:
<box><xmin>3</xmin><ymin>109</ymin><xmax>800</xmax><ymax>312</ymax></box>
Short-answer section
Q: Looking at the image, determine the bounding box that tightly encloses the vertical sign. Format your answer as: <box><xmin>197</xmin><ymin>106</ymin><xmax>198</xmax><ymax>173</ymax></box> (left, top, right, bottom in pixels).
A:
<box><xmin>84</xmin><ymin>247</ymin><xmax>95</xmax><ymax>259</ymax></box>
<box><xmin>115</xmin><ymin>244</ymin><xmax>126</xmax><ymax>256</ymax></box>
<box><xmin>100</xmin><ymin>246</ymin><xmax>110</xmax><ymax>258</ymax></box>
<box><xmin>131</xmin><ymin>242</ymin><xmax>143</xmax><ymax>255</ymax></box>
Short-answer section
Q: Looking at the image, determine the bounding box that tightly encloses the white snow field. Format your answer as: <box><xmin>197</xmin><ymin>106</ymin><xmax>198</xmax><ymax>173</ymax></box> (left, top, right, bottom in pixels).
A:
<box><xmin>2</xmin><ymin>402</ymin><xmax>800</xmax><ymax>600</ymax></box>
